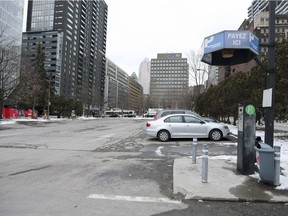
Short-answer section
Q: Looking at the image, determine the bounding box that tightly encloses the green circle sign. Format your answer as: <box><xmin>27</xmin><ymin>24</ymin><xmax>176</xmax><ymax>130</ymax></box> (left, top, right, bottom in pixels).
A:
<box><xmin>245</xmin><ymin>104</ymin><xmax>256</xmax><ymax>116</ymax></box>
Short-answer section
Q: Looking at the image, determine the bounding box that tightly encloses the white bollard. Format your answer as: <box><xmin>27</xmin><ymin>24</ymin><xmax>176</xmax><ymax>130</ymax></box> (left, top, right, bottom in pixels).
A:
<box><xmin>192</xmin><ymin>138</ymin><xmax>197</xmax><ymax>164</ymax></box>
<box><xmin>201</xmin><ymin>145</ymin><xmax>209</xmax><ymax>183</ymax></box>
<box><xmin>273</xmin><ymin>146</ymin><xmax>281</xmax><ymax>186</ymax></box>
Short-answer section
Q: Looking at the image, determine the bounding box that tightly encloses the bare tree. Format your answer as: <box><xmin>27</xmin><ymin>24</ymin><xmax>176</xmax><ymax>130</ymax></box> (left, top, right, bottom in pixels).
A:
<box><xmin>0</xmin><ymin>26</ymin><xmax>21</xmax><ymax>118</ymax></box>
<box><xmin>186</xmin><ymin>50</ymin><xmax>211</xmax><ymax>86</ymax></box>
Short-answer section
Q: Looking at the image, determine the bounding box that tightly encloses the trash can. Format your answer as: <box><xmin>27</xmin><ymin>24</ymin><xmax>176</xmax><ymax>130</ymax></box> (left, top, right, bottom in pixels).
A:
<box><xmin>255</xmin><ymin>142</ymin><xmax>274</xmax><ymax>184</ymax></box>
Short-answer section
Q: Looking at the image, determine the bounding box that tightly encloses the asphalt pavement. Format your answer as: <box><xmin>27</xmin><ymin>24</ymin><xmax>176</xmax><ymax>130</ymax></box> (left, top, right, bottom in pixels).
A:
<box><xmin>173</xmin><ymin>157</ymin><xmax>288</xmax><ymax>202</ymax></box>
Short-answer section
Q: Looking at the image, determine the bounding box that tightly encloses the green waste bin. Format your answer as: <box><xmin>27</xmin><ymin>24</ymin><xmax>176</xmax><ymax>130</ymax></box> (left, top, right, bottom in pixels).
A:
<box><xmin>255</xmin><ymin>142</ymin><xmax>274</xmax><ymax>183</ymax></box>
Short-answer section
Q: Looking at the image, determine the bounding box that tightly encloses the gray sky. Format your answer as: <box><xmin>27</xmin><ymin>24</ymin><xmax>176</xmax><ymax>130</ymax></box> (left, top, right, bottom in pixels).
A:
<box><xmin>105</xmin><ymin>0</ymin><xmax>253</xmax><ymax>75</ymax></box>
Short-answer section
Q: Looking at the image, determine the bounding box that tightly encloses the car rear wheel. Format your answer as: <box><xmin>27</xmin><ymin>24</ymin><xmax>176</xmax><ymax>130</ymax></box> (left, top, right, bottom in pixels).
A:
<box><xmin>157</xmin><ymin>130</ymin><xmax>170</xmax><ymax>142</ymax></box>
<box><xmin>209</xmin><ymin>129</ymin><xmax>223</xmax><ymax>141</ymax></box>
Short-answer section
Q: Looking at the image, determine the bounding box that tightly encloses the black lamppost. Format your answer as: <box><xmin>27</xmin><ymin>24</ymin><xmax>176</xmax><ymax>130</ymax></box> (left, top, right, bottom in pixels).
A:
<box><xmin>253</xmin><ymin>1</ymin><xmax>276</xmax><ymax>147</ymax></box>
<box><xmin>45</xmin><ymin>74</ymin><xmax>52</xmax><ymax>120</ymax></box>
<box><xmin>265</xmin><ymin>1</ymin><xmax>276</xmax><ymax>147</ymax></box>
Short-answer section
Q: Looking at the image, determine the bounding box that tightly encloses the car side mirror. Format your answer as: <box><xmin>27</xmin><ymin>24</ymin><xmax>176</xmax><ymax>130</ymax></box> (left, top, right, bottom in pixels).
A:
<box><xmin>200</xmin><ymin>121</ymin><xmax>206</xmax><ymax>124</ymax></box>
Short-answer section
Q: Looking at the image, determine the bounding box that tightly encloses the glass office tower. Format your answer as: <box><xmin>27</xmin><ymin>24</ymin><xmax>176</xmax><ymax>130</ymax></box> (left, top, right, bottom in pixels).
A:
<box><xmin>0</xmin><ymin>0</ymin><xmax>24</xmax><ymax>78</ymax></box>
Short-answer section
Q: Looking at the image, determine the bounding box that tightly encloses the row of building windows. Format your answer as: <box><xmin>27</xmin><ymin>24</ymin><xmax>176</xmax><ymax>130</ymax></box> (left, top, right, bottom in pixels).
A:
<box><xmin>258</xmin><ymin>17</ymin><xmax>288</xmax><ymax>25</ymax></box>
<box><xmin>151</xmin><ymin>77</ymin><xmax>187</xmax><ymax>80</ymax></box>
<box><xmin>31</xmin><ymin>21</ymin><xmax>53</xmax><ymax>29</ymax></box>
<box><xmin>151</xmin><ymin>92</ymin><xmax>185</xmax><ymax>97</ymax></box>
<box><xmin>261</xmin><ymin>34</ymin><xmax>288</xmax><ymax>43</ymax></box>
<box><xmin>152</xmin><ymin>59</ymin><xmax>186</xmax><ymax>63</ymax></box>
<box><xmin>151</xmin><ymin>63</ymin><xmax>187</xmax><ymax>66</ymax></box>
<box><xmin>151</xmin><ymin>85</ymin><xmax>187</xmax><ymax>89</ymax></box>
<box><xmin>260</xmin><ymin>26</ymin><xmax>288</xmax><ymax>33</ymax></box>
<box><xmin>260</xmin><ymin>17</ymin><xmax>288</xmax><ymax>25</ymax></box>
<box><xmin>32</xmin><ymin>2</ymin><xmax>54</xmax><ymax>11</ymax></box>
<box><xmin>151</xmin><ymin>73</ymin><xmax>187</xmax><ymax>77</ymax></box>
<box><xmin>151</xmin><ymin>82</ymin><xmax>187</xmax><ymax>86</ymax></box>
<box><xmin>151</xmin><ymin>69</ymin><xmax>188</xmax><ymax>73</ymax></box>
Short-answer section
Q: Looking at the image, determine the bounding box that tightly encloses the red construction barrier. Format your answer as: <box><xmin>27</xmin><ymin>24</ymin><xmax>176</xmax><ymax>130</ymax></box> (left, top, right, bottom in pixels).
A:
<box><xmin>2</xmin><ymin>108</ymin><xmax>19</xmax><ymax>118</ymax></box>
<box><xmin>24</xmin><ymin>109</ymin><xmax>32</xmax><ymax>117</ymax></box>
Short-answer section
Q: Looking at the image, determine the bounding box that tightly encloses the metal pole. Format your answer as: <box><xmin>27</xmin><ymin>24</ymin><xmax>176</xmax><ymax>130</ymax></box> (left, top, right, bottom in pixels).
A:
<box><xmin>201</xmin><ymin>145</ymin><xmax>208</xmax><ymax>183</ymax></box>
<box><xmin>192</xmin><ymin>138</ymin><xmax>197</xmax><ymax>164</ymax></box>
<box><xmin>273</xmin><ymin>146</ymin><xmax>281</xmax><ymax>186</ymax></box>
<box><xmin>47</xmin><ymin>83</ymin><xmax>50</xmax><ymax>120</ymax></box>
<box><xmin>265</xmin><ymin>1</ymin><xmax>276</xmax><ymax>147</ymax></box>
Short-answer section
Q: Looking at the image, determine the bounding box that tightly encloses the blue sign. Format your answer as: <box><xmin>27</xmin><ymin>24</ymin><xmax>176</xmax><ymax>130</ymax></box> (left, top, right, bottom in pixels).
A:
<box><xmin>202</xmin><ymin>30</ymin><xmax>259</xmax><ymax>56</ymax></box>
<box><xmin>201</xmin><ymin>30</ymin><xmax>259</xmax><ymax>65</ymax></box>
<box><xmin>202</xmin><ymin>32</ymin><xmax>225</xmax><ymax>54</ymax></box>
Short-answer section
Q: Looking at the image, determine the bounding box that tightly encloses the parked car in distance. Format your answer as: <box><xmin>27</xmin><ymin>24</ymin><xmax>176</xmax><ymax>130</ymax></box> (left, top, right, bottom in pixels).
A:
<box><xmin>154</xmin><ymin>109</ymin><xmax>218</xmax><ymax>122</ymax></box>
<box><xmin>144</xmin><ymin>108</ymin><xmax>163</xmax><ymax>117</ymax></box>
<box><xmin>146</xmin><ymin>113</ymin><xmax>230</xmax><ymax>142</ymax></box>
<box><xmin>154</xmin><ymin>109</ymin><xmax>197</xmax><ymax>120</ymax></box>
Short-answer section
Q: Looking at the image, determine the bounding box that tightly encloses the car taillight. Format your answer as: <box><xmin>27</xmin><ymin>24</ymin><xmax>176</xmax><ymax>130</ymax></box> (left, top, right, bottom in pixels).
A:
<box><xmin>146</xmin><ymin>122</ymin><xmax>151</xmax><ymax>127</ymax></box>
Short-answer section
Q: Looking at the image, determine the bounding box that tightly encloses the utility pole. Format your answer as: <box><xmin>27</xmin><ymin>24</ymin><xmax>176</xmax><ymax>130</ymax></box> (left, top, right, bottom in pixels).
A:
<box><xmin>265</xmin><ymin>1</ymin><xmax>276</xmax><ymax>147</ymax></box>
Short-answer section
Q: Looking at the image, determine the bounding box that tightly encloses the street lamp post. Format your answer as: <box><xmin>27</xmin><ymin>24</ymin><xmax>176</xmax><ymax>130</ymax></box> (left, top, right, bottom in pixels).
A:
<box><xmin>47</xmin><ymin>83</ymin><xmax>50</xmax><ymax>120</ymax></box>
<box><xmin>253</xmin><ymin>1</ymin><xmax>276</xmax><ymax>147</ymax></box>
<box><xmin>265</xmin><ymin>1</ymin><xmax>276</xmax><ymax>147</ymax></box>
<box><xmin>46</xmin><ymin>74</ymin><xmax>52</xmax><ymax>120</ymax></box>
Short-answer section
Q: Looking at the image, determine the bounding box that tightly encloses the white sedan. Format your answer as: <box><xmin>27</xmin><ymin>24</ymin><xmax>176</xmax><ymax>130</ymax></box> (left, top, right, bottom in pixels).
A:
<box><xmin>145</xmin><ymin>114</ymin><xmax>230</xmax><ymax>142</ymax></box>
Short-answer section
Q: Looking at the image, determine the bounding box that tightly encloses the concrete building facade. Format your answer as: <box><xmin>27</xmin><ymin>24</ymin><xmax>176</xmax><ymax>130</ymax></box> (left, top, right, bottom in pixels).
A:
<box><xmin>104</xmin><ymin>59</ymin><xmax>143</xmax><ymax>115</ymax></box>
<box><xmin>128</xmin><ymin>72</ymin><xmax>143</xmax><ymax>115</ymax></box>
<box><xmin>104</xmin><ymin>58</ymin><xmax>129</xmax><ymax>111</ymax></box>
<box><xmin>150</xmin><ymin>53</ymin><xmax>189</xmax><ymax>108</ymax></box>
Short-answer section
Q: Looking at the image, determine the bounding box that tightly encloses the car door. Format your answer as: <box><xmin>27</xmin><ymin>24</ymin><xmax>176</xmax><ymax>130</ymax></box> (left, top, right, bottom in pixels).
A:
<box><xmin>183</xmin><ymin>115</ymin><xmax>208</xmax><ymax>137</ymax></box>
<box><xmin>163</xmin><ymin>115</ymin><xmax>186</xmax><ymax>137</ymax></box>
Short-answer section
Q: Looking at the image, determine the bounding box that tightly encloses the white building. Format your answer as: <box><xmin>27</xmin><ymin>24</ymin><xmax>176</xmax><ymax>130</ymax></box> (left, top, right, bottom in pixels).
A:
<box><xmin>138</xmin><ymin>58</ymin><xmax>150</xmax><ymax>95</ymax></box>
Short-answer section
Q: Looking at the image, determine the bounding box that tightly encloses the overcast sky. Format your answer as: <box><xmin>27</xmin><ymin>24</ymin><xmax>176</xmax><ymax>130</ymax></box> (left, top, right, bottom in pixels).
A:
<box><xmin>104</xmin><ymin>0</ymin><xmax>253</xmax><ymax>75</ymax></box>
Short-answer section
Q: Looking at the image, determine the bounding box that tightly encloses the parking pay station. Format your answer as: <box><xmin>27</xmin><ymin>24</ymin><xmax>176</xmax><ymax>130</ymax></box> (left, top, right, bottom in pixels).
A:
<box><xmin>237</xmin><ymin>103</ymin><xmax>256</xmax><ymax>175</ymax></box>
<box><xmin>201</xmin><ymin>31</ymin><xmax>259</xmax><ymax>175</ymax></box>
<box><xmin>201</xmin><ymin>25</ymin><xmax>281</xmax><ymax>184</ymax></box>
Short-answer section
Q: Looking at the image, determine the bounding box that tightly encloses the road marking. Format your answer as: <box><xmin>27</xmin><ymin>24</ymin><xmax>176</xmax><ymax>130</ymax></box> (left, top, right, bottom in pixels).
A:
<box><xmin>0</xmin><ymin>132</ymin><xmax>22</xmax><ymax>137</ymax></box>
<box><xmin>155</xmin><ymin>146</ymin><xmax>164</xmax><ymax>156</ymax></box>
<box><xmin>87</xmin><ymin>194</ymin><xmax>181</xmax><ymax>204</ymax></box>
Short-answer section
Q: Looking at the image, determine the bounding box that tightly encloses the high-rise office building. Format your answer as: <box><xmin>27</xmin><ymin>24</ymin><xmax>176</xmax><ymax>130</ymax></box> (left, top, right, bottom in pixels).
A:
<box><xmin>0</xmin><ymin>0</ymin><xmax>24</xmax><ymax>79</ymax></box>
<box><xmin>128</xmin><ymin>72</ymin><xmax>143</xmax><ymax>115</ymax></box>
<box><xmin>138</xmin><ymin>58</ymin><xmax>150</xmax><ymax>95</ymax></box>
<box><xmin>104</xmin><ymin>58</ymin><xmax>129</xmax><ymax>110</ymax></box>
<box><xmin>22</xmin><ymin>30</ymin><xmax>63</xmax><ymax>95</ymax></box>
<box><xmin>150</xmin><ymin>53</ymin><xmax>189</xmax><ymax>108</ymax></box>
<box><xmin>207</xmin><ymin>65</ymin><xmax>218</xmax><ymax>87</ymax></box>
<box><xmin>23</xmin><ymin>0</ymin><xmax>107</xmax><ymax>113</ymax></box>
<box><xmin>248</xmin><ymin>0</ymin><xmax>288</xmax><ymax>20</ymax></box>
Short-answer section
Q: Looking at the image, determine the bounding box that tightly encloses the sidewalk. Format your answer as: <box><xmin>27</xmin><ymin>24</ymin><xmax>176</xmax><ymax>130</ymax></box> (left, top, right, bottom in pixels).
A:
<box><xmin>257</xmin><ymin>122</ymin><xmax>288</xmax><ymax>132</ymax></box>
<box><xmin>173</xmin><ymin>157</ymin><xmax>288</xmax><ymax>202</ymax></box>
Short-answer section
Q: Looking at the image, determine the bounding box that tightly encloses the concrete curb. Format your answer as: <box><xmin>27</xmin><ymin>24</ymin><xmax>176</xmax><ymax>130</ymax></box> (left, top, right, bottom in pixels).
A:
<box><xmin>173</xmin><ymin>157</ymin><xmax>288</xmax><ymax>202</ymax></box>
